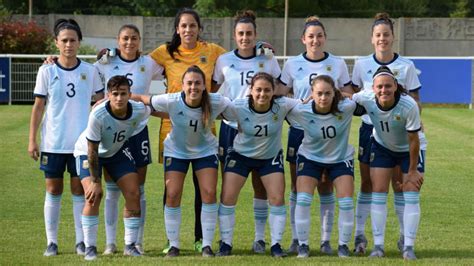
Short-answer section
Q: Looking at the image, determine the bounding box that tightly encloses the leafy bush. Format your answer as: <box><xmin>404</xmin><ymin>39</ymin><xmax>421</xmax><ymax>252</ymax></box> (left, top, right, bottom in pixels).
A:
<box><xmin>0</xmin><ymin>20</ymin><xmax>52</xmax><ymax>54</ymax></box>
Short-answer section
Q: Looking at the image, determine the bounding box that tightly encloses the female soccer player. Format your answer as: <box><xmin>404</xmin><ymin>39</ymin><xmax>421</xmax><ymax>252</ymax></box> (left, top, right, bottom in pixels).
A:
<box><xmin>352</xmin><ymin>66</ymin><xmax>423</xmax><ymax>260</ymax></box>
<box><xmin>28</xmin><ymin>18</ymin><xmax>104</xmax><ymax>257</ymax></box>
<box><xmin>74</xmin><ymin>75</ymin><xmax>151</xmax><ymax>260</ymax></box>
<box><xmin>212</xmin><ymin>10</ymin><xmax>281</xmax><ymax>253</ymax></box>
<box><xmin>149</xmin><ymin>8</ymin><xmax>226</xmax><ymax>251</ymax></box>
<box><xmin>287</xmin><ymin>75</ymin><xmax>364</xmax><ymax>258</ymax></box>
<box><xmin>351</xmin><ymin>12</ymin><xmax>426</xmax><ymax>255</ymax></box>
<box><xmin>134</xmin><ymin>66</ymin><xmax>230</xmax><ymax>257</ymax></box>
<box><xmin>94</xmin><ymin>24</ymin><xmax>164</xmax><ymax>255</ymax></box>
<box><xmin>278</xmin><ymin>16</ymin><xmax>352</xmax><ymax>254</ymax></box>
<box><xmin>217</xmin><ymin>72</ymin><xmax>299</xmax><ymax>258</ymax></box>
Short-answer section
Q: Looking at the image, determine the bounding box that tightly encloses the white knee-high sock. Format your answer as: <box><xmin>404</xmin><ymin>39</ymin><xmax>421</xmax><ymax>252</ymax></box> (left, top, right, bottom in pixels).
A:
<box><xmin>371</xmin><ymin>192</ymin><xmax>388</xmax><ymax>247</ymax></box>
<box><xmin>295</xmin><ymin>192</ymin><xmax>313</xmax><ymax>245</ymax></box>
<box><xmin>319</xmin><ymin>193</ymin><xmax>335</xmax><ymax>242</ymax></box>
<box><xmin>137</xmin><ymin>185</ymin><xmax>146</xmax><ymax>245</ymax></box>
<box><xmin>44</xmin><ymin>192</ymin><xmax>62</xmax><ymax>245</ymax></box>
<box><xmin>354</xmin><ymin>192</ymin><xmax>371</xmax><ymax>236</ymax></box>
<box><xmin>82</xmin><ymin>215</ymin><xmax>99</xmax><ymax>248</ymax></box>
<box><xmin>253</xmin><ymin>198</ymin><xmax>268</xmax><ymax>242</ymax></box>
<box><xmin>404</xmin><ymin>192</ymin><xmax>420</xmax><ymax>248</ymax></box>
<box><xmin>289</xmin><ymin>191</ymin><xmax>297</xmax><ymax>240</ymax></box>
<box><xmin>164</xmin><ymin>206</ymin><xmax>181</xmax><ymax>248</ymax></box>
<box><xmin>201</xmin><ymin>203</ymin><xmax>218</xmax><ymax>248</ymax></box>
<box><xmin>104</xmin><ymin>182</ymin><xmax>120</xmax><ymax>245</ymax></box>
<box><xmin>269</xmin><ymin>205</ymin><xmax>286</xmax><ymax>246</ymax></box>
<box><xmin>124</xmin><ymin>217</ymin><xmax>140</xmax><ymax>245</ymax></box>
<box><xmin>72</xmin><ymin>194</ymin><xmax>85</xmax><ymax>244</ymax></box>
<box><xmin>218</xmin><ymin>204</ymin><xmax>235</xmax><ymax>246</ymax></box>
<box><xmin>394</xmin><ymin>192</ymin><xmax>405</xmax><ymax>236</ymax></box>
<box><xmin>338</xmin><ymin>197</ymin><xmax>354</xmax><ymax>246</ymax></box>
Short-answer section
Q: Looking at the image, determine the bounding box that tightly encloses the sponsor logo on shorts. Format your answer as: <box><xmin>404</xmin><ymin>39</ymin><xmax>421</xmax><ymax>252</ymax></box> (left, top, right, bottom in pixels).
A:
<box><xmin>227</xmin><ymin>160</ymin><xmax>236</xmax><ymax>168</ymax></box>
<box><xmin>288</xmin><ymin>147</ymin><xmax>295</xmax><ymax>157</ymax></box>
<box><xmin>166</xmin><ymin>157</ymin><xmax>172</xmax><ymax>167</ymax></box>
<box><xmin>359</xmin><ymin>146</ymin><xmax>364</xmax><ymax>156</ymax></box>
<box><xmin>41</xmin><ymin>155</ymin><xmax>48</xmax><ymax>165</ymax></box>
<box><xmin>370</xmin><ymin>152</ymin><xmax>375</xmax><ymax>162</ymax></box>
<box><xmin>219</xmin><ymin>147</ymin><xmax>224</xmax><ymax>156</ymax></box>
<box><xmin>82</xmin><ymin>160</ymin><xmax>89</xmax><ymax>169</ymax></box>
<box><xmin>298</xmin><ymin>162</ymin><xmax>304</xmax><ymax>171</ymax></box>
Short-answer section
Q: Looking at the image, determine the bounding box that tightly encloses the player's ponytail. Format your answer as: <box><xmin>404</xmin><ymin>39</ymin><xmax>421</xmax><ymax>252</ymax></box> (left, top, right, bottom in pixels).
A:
<box><xmin>233</xmin><ymin>10</ymin><xmax>257</xmax><ymax>31</ymax></box>
<box><xmin>167</xmin><ymin>8</ymin><xmax>202</xmax><ymax>59</ymax></box>
<box><xmin>303</xmin><ymin>16</ymin><xmax>326</xmax><ymax>36</ymax></box>
<box><xmin>373</xmin><ymin>12</ymin><xmax>394</xmax><ymax>34</ymax></box>
<box><xmin>54</xmin><ymin>18</ymin><xmax>82</xmax><ymax>41</ymax></box>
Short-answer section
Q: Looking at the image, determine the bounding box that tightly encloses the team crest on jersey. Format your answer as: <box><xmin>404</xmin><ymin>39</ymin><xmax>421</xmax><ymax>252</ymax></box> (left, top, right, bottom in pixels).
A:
<box><xmin>200</xmin><ymin>56</ymin><xmax>207</xmax><ymax>63</ymax></box>
<box><xmin>259</xmin><ymin>62</ymin><xmax>264</xmax><ymax>68</ymax></box>
<box><xmin>298</xmin><ymin>162</ymin><xmax>304</xmax><ymax>171</ymax></box>
<box><xmin>140</xmin><ymin>65</ymin><xmax>146</xmax><ymax>72</ymax></box>
<box><xmin>393</xmin><ymin>69</ymin><xmax>400</xmax><ymax>77</ymax></box>
<box><xmin>227</xmin><ymin>160</ymin><xmax>236</xmax><ymax>168</ymax></box>
<box><xmin>82</xmin><ymin>160</ymin><xmax>89</xmax><ymax>169</ymax></box>
<box><xmin>272</xmin><ymin>114</ymin><xmax>279</xmax><ymax>121</ymax></box>
<box><xmin>132</xmin><ymin>121</ymin><xmax>137</xmax><ymax>127</ymax></box>
<box><xmin>166</xmin><ymin>157</ymin><xmax>172</xmax><ymax>167</ymax></box>
<box><xmin>326</xmin><ymin>65</ymin><xmax>332</xmax><ymax>72</ymax></box>
<box><xmin>81</xmin><ymin>73</ymin><xmax>87</xmax><ymax>80</ymax></box>
<box><xmin>41</xmin><ymin>155</ymin><xmax>48</xmax><ymax>165</ymax></box>
<box><xmin>394</xmin><ymin>114</ymin><xmax>401</xmax><ymax>121</ymax></box>
<box><xmin>337</xmin><ymin>115</ymin><xmax>343</xmax><ymax>120</ymax></box>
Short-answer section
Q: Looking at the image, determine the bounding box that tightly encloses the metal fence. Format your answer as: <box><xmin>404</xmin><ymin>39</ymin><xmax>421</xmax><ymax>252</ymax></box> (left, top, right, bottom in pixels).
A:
<box><xmin>0</xmin><ymin>54</ymin><xmax>472</xmax><ymax>107</ymax></box>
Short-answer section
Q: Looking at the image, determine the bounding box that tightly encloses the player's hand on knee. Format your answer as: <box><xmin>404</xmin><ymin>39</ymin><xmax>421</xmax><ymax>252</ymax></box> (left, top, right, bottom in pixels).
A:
<box><xmin>85</xmin><ymin>180</ymin><xmax>102</xmax><ymax>206</ymax></box>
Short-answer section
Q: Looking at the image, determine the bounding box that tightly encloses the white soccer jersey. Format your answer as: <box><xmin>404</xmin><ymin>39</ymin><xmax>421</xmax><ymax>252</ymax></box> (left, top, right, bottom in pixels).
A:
<box><xmin>223</xmin><ymin>97</ymin><xmax>299</xmax><ymax>159</ymax></box>
<box><xmin>352</xmin><ymin>53</ymin><xmax>421</xmax><ymax>125</ymax></box>
<box><xmin>279</xmin><ymin>52</ymin><xmax>351</xmax><ymax>129</ymax></box>
<box><xmin>213</xmin><ymin>49</ymin><xmax>281</xmax><ymax>129</ymax></box>
<box><xmin>95</xmin><ymin>55</ymin><xmax>164</xmax><ymax>135</ymax></box>
<box><xmin>150</xmin><ymin>92</ymin><xmax>230</xmax><ymax>159</ymax></box>
<box><xmin>353</xmin><ymin>90</ymin><xmax>421</xmax><ymax>152</ymax></box>
<box><xmin>74</xmin><ymin>100</ymin><xmax>151</xmax><ymax>158</ymax></box>
<box><xmin>33</xmin><ymin>60</ymin><xmax>104</xmax><ymax>153</ymax></box>
<box><xmin>286</xmin><ymin>98</ymin><xmax>356</xmax><ymax>164</ymax></box>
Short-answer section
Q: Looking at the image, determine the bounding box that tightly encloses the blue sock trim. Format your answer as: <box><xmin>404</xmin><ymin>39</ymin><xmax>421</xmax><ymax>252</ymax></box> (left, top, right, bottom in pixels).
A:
<box><xmin>72</xmin><ymin>194</ymin><xmax>85</xmax><ymax>202</ymax></box>
<box><xmin>357</xmin><ymin>192</ymin><xmax>372</xmax><ymax>204</ymax></box>
<box><xmin>218</xmin><ymin>204</ymin><xmax>235</xmax><ymax>216</ymax></box>
<box><xmin>296</xmin><ymin>192</ymin><xmax>313</xmax><ymax>206</ymax></box>
<box><xmin>105</xmin><ymin>182</ymin><xmax>120</xmax><ymax>192</ymax></box>
<box><xmin>289</xmin><ymin>191</ymin><xmax>297</xmax><ymax>202</ymax></box>
<box><xmin>320</xmin><ymin>193</ymin><xmax>336</xmax><ymax>204</ymax></box>
<box><xmin>139</xmin><ymin>185</ymin><xmax>145</xmax><ymax>195</ymax></box>
<box><xmin>338</xmin><ymin>197</ymin><xmax>354</xmax><ymax>211</ymax></box>
<box><xmin>202</xmin><ymin>203</ymin><xmax>218</xmax><ymax>213</ymax></box>
<box><xmin>124</xmin><ymin>217</ymin><xmax>141</xmax><ymax>229</ymax></box>
<box><xmin>81</xmin><ymin>215</ymin><xmax>99</xmax><ymax>227</ymax></box>
<box><xmin>403</xmin><ymin>191</ymin><xmax>420</xmax><ymax>204</ymax></box>
<box><xmin>394</xmin><ymin>192</ymin><xmax>405</xmax><ymax>206</ymax></box>
<box><xmin>164</xmin><ymin>206</ymin><xmax>181</xmax><ymax>215</ymax></box>
<box><xmin>46</xmin><ymin>192</ymin><xmax>62</xmax><ymax>202</ymax></box>
<box><xmin>269</xmin><ymin>205</ymin><xmax>286</xmax><ymax>215</ymax></box>
<box><xmin>372</xmin><ymin>192</ymin><xmax>388</xmax><ymax>205</ymax></box>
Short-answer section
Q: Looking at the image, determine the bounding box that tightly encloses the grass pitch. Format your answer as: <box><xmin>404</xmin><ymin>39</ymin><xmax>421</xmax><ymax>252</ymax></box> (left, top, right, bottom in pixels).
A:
<box><xmin>0</xmin><ymin>105</ymin><xmax>473</xmax><ymax>265</ymax></box>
